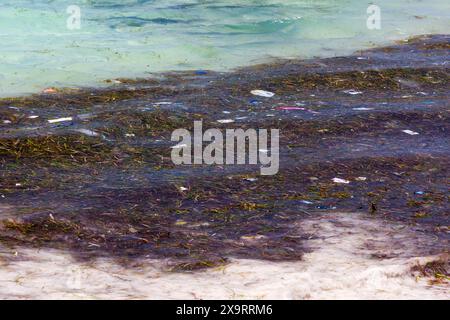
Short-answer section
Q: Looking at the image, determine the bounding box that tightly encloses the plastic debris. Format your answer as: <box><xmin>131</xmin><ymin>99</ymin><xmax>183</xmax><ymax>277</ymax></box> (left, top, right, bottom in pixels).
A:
<box><xmin>355</xmin><ymin>177</ymin><xmax>367</xmax><ymax>181</ymax></box>
<box><xmin>241</xmin><ymin>235</ymin><xmax>267</xmax><ymax>241</ymax></box>
<box><xmin>343</xmin><ymin>89</ymin><xmax>363</xmax><ymax>95</ymax></box>
<box><xmin>244</xmin><ymin>178</ymin><xmax>258</xmax><ymax>182</ymax></box>
<box><xmin>42</xmin><ymin>88</ymin><xmax>57</xmax><ymax>94</ymax></box>
<box><xmin>402</xmin><ymin>130</ymin><xmax>419</xmax><ymax>135</ymax></box>
<box><xmin>414</xmin><ymin>191</ymin><xmax>425</xmax><ymax>195</ymax></box>
<box><xmin>300</xmin><ymin>200</ymin><xmax>313</xmax><ymax>204</ymax></box>
<box><xmin>171</xmin><ymin>143</ymin><xmax>187</xmax><ymax>149</ymax></box>
<box><xmin>28</xmin><ymin>115</ymin><xmax>39</xmax><ymax>119</ymax></box>
<box><xmin>317</xmin><ymin>205</ymin><xmax>337</xmax><ymax>210</ymax></box>
<box><xmin>353</xmin><ymin>107</ymin><xmax>374</xmax><ymax>111</ymax></box>
<box><xmin>179</xmin><ymin>186</ymin><xmax>188</xmax><ymax>191</ymax></box>
<box><xmin>217</xmin><ymin>119</ymin><xmax>235</xmax><ymax>124</ymax></box>
<box><xmin>2</xmin><ymin>120</ymin><xmax>12</xmax><ymax>124</ymax></box>
<box><xmin>251</xmin><ymin>90</ymin><xmax>275</xmax><ymax>98</ymax></box>
<box><xmin>277</xmin><ymin>106</ymin><xmax>306</xmax><ymax>111</ymax></box>
<box><xmin>125</xmin><ymin>133</ymin><xmax>136</xmax><ymax>137</ymax></box>
<box><xmin>74</xmin><ymin>129</ymin><xmax>99</xmax><ymax>137</ymax></box>
<box><xmin>332</xmin><ymin>177</ymin><xmax>350</xmax><ymax>184</ymax></box>
<box><xmin>222</xmin><ymin>111</ymin><xmax>231</xmax><ymax>114</ymax></box>
<box><xmin>48</xmin><ymin>117</ymin><xmax>73</xmax><ymax>124</ymax></box>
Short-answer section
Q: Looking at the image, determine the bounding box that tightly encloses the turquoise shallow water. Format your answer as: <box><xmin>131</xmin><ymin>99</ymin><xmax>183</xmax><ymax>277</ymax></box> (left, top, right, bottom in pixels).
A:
<box><xmin>0</xmin><ymin>0</ymin><xmax>448</xmax><ymax>97</ymax></box>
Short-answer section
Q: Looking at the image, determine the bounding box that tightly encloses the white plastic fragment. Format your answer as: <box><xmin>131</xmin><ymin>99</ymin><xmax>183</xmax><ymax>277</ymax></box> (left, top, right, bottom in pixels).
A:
<box><xmin>74</xmin><ymin>129</ymin><xmax>99</xmax><ymax>137</ymax></box>
<box><xmin>28</xmin><ymin>115</ymin><xmax>39</xmax><ymax>119</ymax></box>
<box><xmin>171</xmin><ymin>143</ymin><xmax>187</xmax><ymax>149</ymax></box>
<box><xmin>251</xmin><ymin>90</ymin><xmax>275</xmax><ymax>98</ymax></box>
<box><xmin>355</xmin><ymin>177</ymin><xmax>367</xmax><ymax>181</ymax></box>
<box><xmin>217</xmin><ymin>119</ymin><xmax>235</xmax><ymax>124</ymax></box>
<box><xmin>125</xmin><ymin>133</ymin><xmax>136</xmax><ymax>137</ymax></box>
<box><xmin>332</xmin><ymin>178</ymin><xmax>350</xmax><ymax>184</ymax></box>
<box><xmin>179</xmin><ymin>187</ymin><xmax>188</xmax><ymax>191</ymax></box>
<box><xmin>343</xmin><ymin>90</ymin><xmax>363</xmax><ymax>95</ymax></box>
<box><xmin>2</xmin><ymin>120</ymin><xmax>12</xmax><ymax>124</ymax></box>
<box><xmin>48</xmin><ymin>117</ymin><xmax>73</xmax><ymax>124</ymax></box>
<box><xmin>244</xmin><ymin>178</ymin><xmax>258</xmax><ymax>182</ymax></box>
<box><xmin>353</xmin><ymin>107</ymin><xmax>374</xmax><ymax>111</ymax></box>
<box><xmin>402</xmin><ymin>130</ymin><xmax>419</xmax><ymax>135</ymax></box>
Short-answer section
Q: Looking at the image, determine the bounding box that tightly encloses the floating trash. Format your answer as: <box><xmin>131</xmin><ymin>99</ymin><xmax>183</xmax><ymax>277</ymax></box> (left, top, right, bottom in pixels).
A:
<box><xmin>74</xmin><ymin>129</ymin><xmax>100</xmax><ymax>137</ymax></box>
<box><xmin>179</xmin><ymin>186</ymin><xmax>188</xmax><ymax>191</ymax></box>
<box><xmin>353</xmin><ymin>107</ymin><xmax>374</xmax><ymax>111</ymax></box>
<box><xmin>217</xmin><ymin>119</ymin><xmax>235</xmax><ymax>124</ymax></box>
<box><xmin>171</xmin><ymin>143</ymin><xmax>188</xmax><ymax>149</ymax></box>
<box><xmin>48</xmin><ymin>117</ymin><xmax>73</xmax><ymax>124</ymax></box>
<box><xmin>28</xmin><ymin>115</ymin><xmax>39</xmax><ymax>119</ymax></box>
<box><xmin>2</xmin><ymin>120</ymin><xmax>12</xmax><ymax>124</ymax></box>
<box><xmin>343</xmin><ymin>89</ymin><xmax>363</xmax><ymax>95</ymax></box>
<box><xmin>125</xmin><ymin>133</ymin><xmax>136</xmax><ymax>137</ymax></box>
<box><xmin>244</xmin><ymin>178</ymin><xmax>258</xmax><ymax>182</ymax></box>
<box><xmin>277</xmin><ymin>106</ymin><xmax>306</xmax><ymax>111</ymax></box>
<box><xmin>300</xmin><ymin>200</ymin><xmax>313</xmax><ymax>204</ymax></box>
<box><xmin>251</xmin><ymin>90</ymin><xmax>275</xmax><ymax>98</ymax></box>
<box><xmin>402</xmin><ymin>130</ymin><xmax>419</xmax><ymax>135</ymax></box>
<box><xmin>332</xmin><ymin>178</ymin><xmax>350</xmax><ymax>184</ymax></box>
<box><xmin>222</xmin><ymin>111</ymin><xmax>231</xmax><ymax>114</ymax></box>
<box><xmin>355</xmin><ymin>177</ymin><xmax>367</xmax><ymax>181</ymax></box>
<box><xmin>414</xmin><ymin>191</ymin><xmax>425</xmax><ymax>195</ymax></box>
<box><xmin>42</xmin><ymin>88</ymin><xmax>57</xmax><ymax>94</ymax></box>
<box><xmin>317</xmin><ymin>205</ymin><xmax>337</xmax><ymax>210</ymax></box>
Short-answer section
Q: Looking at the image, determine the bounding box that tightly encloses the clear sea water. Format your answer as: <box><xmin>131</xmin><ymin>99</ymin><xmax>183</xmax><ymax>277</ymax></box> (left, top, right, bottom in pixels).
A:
<box><xmin>0</xmin><ymin>0</ymin><xmax>448</xmax><ymax>97</ymax></box>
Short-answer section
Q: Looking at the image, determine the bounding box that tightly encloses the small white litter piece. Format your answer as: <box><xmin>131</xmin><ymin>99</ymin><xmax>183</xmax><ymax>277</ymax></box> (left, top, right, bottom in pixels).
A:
<box><xmin>244</xmin><ymin>178</ymin><xmax>258</xmax><ymax>182</ymax></box>
<box><xmin>402</xmin><ymin>130</ymin><xmax>419</xmax><ymax>135</ymax></box>
<box><xmin>355</xmin><ymin>177</ymin><xmax>367</xmax><ymax>181</ymax></box>
<box><xmin>179</xmin><ymin>186</ymin><xmax>188</xmax><ymax>191</ymax></box>
<box><xmin>343</xmin><ymin>90</ymin><xmax>363</xmax><ymax>95</ymax></box>
<box><xmin>353</xmin><ymin>107</ymin><xmax>374</xmax><ymax>111</ymax></box>
<box><xmin>154</xmin><ymin>102</ymin><xmax>173</xmax><ymax>105</ymax></box>
<box><xmin>259</xmin><ymin>149</ymin><xmax>269</xmax><ymax>153</ymax></box>
<box><xmin>15</xmin><ymin>183</ymin><xmax>22</xmax><ymax>187</ymax></box>
<box><xmin>235</xmin><ymin>116</ymin><xmax>248</xmax><ymax>120</ymax></box>
<box><xmin>171</xmin><ymin>143</ymin><xmax>188</xmax><ymax>149</ymax></box>
<box><xmin>251</xmin><ymin>90</ymin><xmax>275</xmax><ymax>98</ymax></box>
<box><xmin>300</xmin><ymin>200</ymin><xmax>313</xmax><ymax>204</ymax></box>
<box><xmin>332</xmin><ymin>178</ymin><xmax>350</xmax><ymax>184</ymax></box>
<box><xmin>74</xmin><ymin>129</ymin><xmax>99</xmax><ymax>137</ymax></box>
<box><xmin>222</xmin><ymin>111</ymin><xmax>231</xmax><ymax>114</ymax></box>
<box><xmin>2</xmin><ymin>120</ymin><xmax>12</xmax><ymax>124</ymax></box>
<box><xmin>125</xmin><ymin>133</ymin><xmax>136</xmax><ymax>137</ymax></box>
<box><xmin>28</xmin><ymin>115</ymin><xmax>39</xmax><ymax>119</ymax></box>
<box><xmin>48</xmin><ymin>117</ymin><xmax>73</xmax><ymax>124</ymax></box>
<box><xmin>217</xmin><ymin>119</ymin><xmax>235</xmax><ymax>124</ymax></box>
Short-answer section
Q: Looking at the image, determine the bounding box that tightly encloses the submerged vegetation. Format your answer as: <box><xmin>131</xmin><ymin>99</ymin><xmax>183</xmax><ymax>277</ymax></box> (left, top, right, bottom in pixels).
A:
<box><xmin>0</xmin><ymin>35</ymin><xmax>448</xmax><ymax>272</ymax></box>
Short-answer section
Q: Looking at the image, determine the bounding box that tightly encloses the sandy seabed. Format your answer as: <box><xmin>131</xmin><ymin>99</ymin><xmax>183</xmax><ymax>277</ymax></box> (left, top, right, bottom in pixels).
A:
<box><xmin>0</xmin><ymin>212</ymin><xmax>447</xmax><ymax>300</ymax></box>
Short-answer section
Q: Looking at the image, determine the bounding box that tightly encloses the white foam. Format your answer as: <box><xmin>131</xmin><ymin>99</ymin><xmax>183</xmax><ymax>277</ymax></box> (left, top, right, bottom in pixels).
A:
<box><xmin>0</xmin><ymin>213</ymin><xmax>447</xmax><ymax>299</ymax></box>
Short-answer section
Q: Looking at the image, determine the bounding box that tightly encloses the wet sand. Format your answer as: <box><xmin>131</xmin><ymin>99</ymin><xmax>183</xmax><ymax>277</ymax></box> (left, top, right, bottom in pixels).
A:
<box><xmin>0</xmin><ymin>34</ymin><xmax>448</xmax><ymax>299</ymax></box>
